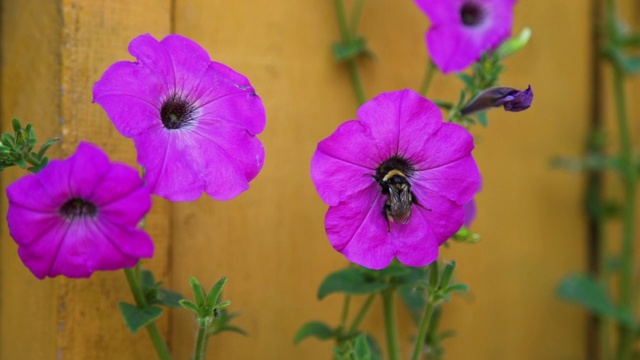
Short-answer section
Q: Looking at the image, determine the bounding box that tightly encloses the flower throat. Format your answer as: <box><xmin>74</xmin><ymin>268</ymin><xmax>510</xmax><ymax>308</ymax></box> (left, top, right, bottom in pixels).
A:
<box><xmin>160</xmin><ymin>94</ymin><xmax>195</xmax><ymax>129</ymax></box>
<box><xmin>460</xmin><ymin>2</ymin><xmax>485</xmax><ymax>27</ymax></box>
<box><xmin>60</xmin><ymin>198</ymin><xmax>97</xmax><ymax>219</ymax></box>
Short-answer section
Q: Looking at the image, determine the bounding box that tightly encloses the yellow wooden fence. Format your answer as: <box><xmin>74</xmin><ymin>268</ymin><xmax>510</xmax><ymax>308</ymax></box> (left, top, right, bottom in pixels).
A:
<box><xmin>0</xmin><ymin>0</ymin><xmax>602</xmax><ymax>359</ymax></box>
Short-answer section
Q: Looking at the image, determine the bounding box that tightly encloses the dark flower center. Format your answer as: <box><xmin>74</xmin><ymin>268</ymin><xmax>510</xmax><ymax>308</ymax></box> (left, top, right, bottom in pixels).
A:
<box><xmin>374</xmin><ymin>155</ymin><xmax>415</xmax><ymax>184</ymax></box>
<box><xmin>460</xmin><ymin>2</ymin><xmax>486</xmax><ymax>27</ymax></box>
<box><xmin>160</xmin><ymin>94</ymin><xmax>196</xmax><ymax>130</ymax></box>
<box><xmin>60</xmin><ymin>198</ymin><xmax>98</xmax><ymax>219</ymax></box>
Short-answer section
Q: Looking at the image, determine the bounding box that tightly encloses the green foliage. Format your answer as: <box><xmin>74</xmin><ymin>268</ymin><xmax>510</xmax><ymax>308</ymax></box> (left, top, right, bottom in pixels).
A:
<box><xmin>334</xmin><ymin>333</ymin><xmax>381</xmax><ymax>360</ymax></box>
<box><xmin>294</xmin><ymin>321</ymin><xmax>336</xmax><ymax>344</ymax></box>
<box><xmin>0</xmin><ymin>118</ymin><xmax>59</xmax><ymax>173</ymax></box>
<box><xmin>118</xmin><ymin>302</ymin><xmax>164</xmax><ymax>334</ymax></box>
<box><xmin>557</xmin><ymin>274</ymin><xmax>635</xmax><ymax>329</ymax></box>
<box><xmin>140</xmin><ymin>269</ymin><xmax>184</xmax><ymax>308</ymax></box>
<box><xmin>317</xmin><ymin>268</ymin><xmax>389</xmax><ymax>299</ymax></box>
<box><xmin>179</xmin><ymin>276</ymin><xmax>247</xmax><ymax>338</ymax></box>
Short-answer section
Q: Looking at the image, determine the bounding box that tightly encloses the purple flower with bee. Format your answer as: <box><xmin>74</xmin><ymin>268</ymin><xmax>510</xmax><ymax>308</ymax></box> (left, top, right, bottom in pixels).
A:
<box><xmin>93</xmin><ymin>33</ymin><xmax>265</xmax><ymax>202</ymax></box>
<box><xmin>414</xmin><ymin>0</ymin><xmax>517</xmax><ymax>73</ymax></box>
<box><xmin>311</xmin><ymin>90</ymin><xmax>481</xmax><ymax>270</ymax></box>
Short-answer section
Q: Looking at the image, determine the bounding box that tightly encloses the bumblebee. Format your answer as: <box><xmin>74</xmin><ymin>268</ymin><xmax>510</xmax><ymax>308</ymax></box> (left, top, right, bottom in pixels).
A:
<box><xmin>379</xmin><ymin>169</ymin><xmax>417</xmax><ymax>230</ymax></box>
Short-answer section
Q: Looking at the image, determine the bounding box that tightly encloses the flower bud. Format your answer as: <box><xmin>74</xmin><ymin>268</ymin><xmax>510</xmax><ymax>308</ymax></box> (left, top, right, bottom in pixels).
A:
<box><xmin>461</xmin><ymin>85</ymin><xmax>533</xmax><ymax>116</ymax></box>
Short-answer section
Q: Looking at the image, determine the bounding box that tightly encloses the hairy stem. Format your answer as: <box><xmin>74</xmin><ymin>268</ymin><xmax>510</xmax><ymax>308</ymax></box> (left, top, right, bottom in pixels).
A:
<box><xmin>382</xmin><ymin>288</ymin><xmax>400</xmax><ymax>360</ymax></box>
<box><xmin>124</xmin><ymin>266</ymin><xmax>172</xmax><ymax>360</ymax></box>
<box><xmin>334</xmin><ymin>0</ymin><xmax>367</xmax><ymax>105</ymax></box>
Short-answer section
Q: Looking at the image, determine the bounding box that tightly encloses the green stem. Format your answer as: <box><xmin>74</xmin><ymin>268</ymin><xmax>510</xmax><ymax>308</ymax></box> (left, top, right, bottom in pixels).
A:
<box><xmin>613</xmin><ymin>63</ymin><xmax>636</xmax><ymax>360</ymax></box>
<box><xmin>411</xmin><ymin>301</ymin><xmax>438</xmax><ymax>360</ymax></box>
<box><xmin>340</xmin><ymin>295</ymin><xmax>352</xmax><ymax>331</ymax></box>
<box><xmin>347</xmin><ymin>294</ymin><xmax>376</xmax><ymax>335</ymax></box>
<box><xmin>334</xmin><ymin>0</ymin><xmax>367</xmax><ymax>105</ymax></box>
<box><xmin>606</xmin><ymin>2</ymin><xmax>637</xmax><ymax>359</ymax></box>
<box><xmin>193</xmin><ymin>320</ymin><xmax>208</xmax><ymax>360</ymax></box>
<box><xmin>123</xmin><ymin>267</ymin><xmax>172</xmax><ymax>360</ymax></box>
<box><xmin>381</xmin><ymin>288</ymin><xmax>400</xmax><ymax>360</ymax></box>
<box><xmin>349</xmin><ymin>0</ymin><xmax>365</xmax><ymax>39</ymax></box>
<box><xmin>419</xmin><ymin>61</ymin><xmax>436</xmax><ymax>97</ymax></box>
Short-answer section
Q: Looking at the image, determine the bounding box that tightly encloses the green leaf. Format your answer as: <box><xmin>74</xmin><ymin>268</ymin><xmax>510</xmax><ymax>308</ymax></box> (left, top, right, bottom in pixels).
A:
<box><xmin>216</xmin><ymin>325</ymin><xmax>248</xmax><ymax>336</ymax></box>
<box><xmin>456</xmin><ymin>73</ymin><xmax>475</xmax><ymax>90</ymax></box>
<box><xmin>293</xmin><ymin>321</ymin><xmax>336</xmax><ymax>344</ymax></box>
<box><xmin>332</xmin><ymin>37</ymin><xmax>368</xmax><ymax>61</ymax></box>
<box><xmin>140</xmin><ymin>269</ymin><xmax>155</xmax><ymax>289</ymax></box>
<box><xmin>317</xmin><ymin>268</ymin><xmax>388</xmax><ymax>299</ymax></box>
<box><xmin>440</xmin><ymin>261</ymin><xmax>456</xmax><ymax>289</ymax></box>
<box><xmin>557</xmin><ymin>274</ymin><xmax>635</xmax><ymax>327</ymax></box>
<box><xmin>443</xmin><ymin>283</ymin><xmax>469</xmax><ymax>296</ymax></box>
<box><xmin>11</xmin><ymin>118</ymin><xmax>21</xmax><ymax>132</ymax></box>
<box><xmin>179</xmin><ymin>299</ymin><xmax>199</xmax><ymax>313</ymax></box>
<box><xmin>363</xmin><ymin>333</ymin><xmax>382</xmax><ymax>360</ymax></box>
<box><xmin>399</xmin><ymin>285</ymin><xmax>426</xmax><ymax>324</ymax></box>
<box><xmin>206</xmin><ymin>277</ymin><xmax>228</xmax><ymax>308</ymax></box>
<box><xmin>379</xmin><ymin>262</ymin><xmax>410</xmax><ymax>278</ymax></box>
<box><xmin>189</xmin><ymin>277</ymin><xmax>206</xmax><ymax>307</ymax></box>
<box><xmin>36</xmin><ymin>137</ymin><xmax>59</xmax><ymax>158</ymax></box>
<box><xmin>353</xmin><ymin>333</ymin><xmax>372</xmax><ymax>360</ymax></box>
<box><xmin>118</xmin><ymin>302</ymin><xmax>163</xmax><ymax>334</ymax></box>
<box><xmin>476</xmin><ymin>111</ymin><xmax>488</xmax><ymax>127</ymax></box>
<box><xmin>157</xmin><ymin>288</ymin><xmax>184</xmax><ymax>308</ymax></box>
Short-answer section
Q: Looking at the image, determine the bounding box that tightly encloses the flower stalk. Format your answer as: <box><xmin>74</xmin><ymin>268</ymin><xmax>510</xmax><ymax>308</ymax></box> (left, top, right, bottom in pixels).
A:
<box><xmin>334</xmin><ymin>0</ymin><xmax>367</xmax><ymax>105</ymax></box>
<box><xmin>381</xmin><ymin>288</ymin><xmax>400</xmax><ymax>360</ymax></box>
<box><xmin>124</xmin><ymin>266</ymin><xmax>172</xmax><ymax>360</ymax></box>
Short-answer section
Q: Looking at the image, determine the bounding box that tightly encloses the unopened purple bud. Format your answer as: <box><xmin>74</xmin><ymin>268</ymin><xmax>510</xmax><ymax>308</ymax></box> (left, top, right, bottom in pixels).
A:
<box><xmin>461</xmin><ymin>85</ymin><xmax>533</xmax><ymax>116</ymax></box>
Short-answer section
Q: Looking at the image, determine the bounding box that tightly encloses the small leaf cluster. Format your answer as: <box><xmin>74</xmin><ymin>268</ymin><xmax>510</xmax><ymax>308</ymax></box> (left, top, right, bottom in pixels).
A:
<box><xmin>295</xmin><ymin>261</ymin><xmax>468</xmax><ymax>358</ymax></box>
<box><xmin>179</xmin><ymin>277</ymin><xmax>245</xmax><ymax>337</ymax></box>
<box><xmin>119</xmin><ymin>269</ymin><xmax>184</xmax><ymax>334</ymax></box>
<box><xmin>603</xmin><ymin>16</ymin><xmax>640</xmax><ymax>75</ymax></box>
<box><xmin>0</xmin><ymin>118</ymin><xmax>59</xmax><ymax>173</ymax></box>
<box><xmin>334</xmin><ymin>333</ymin><xmax>380</xmax><ymax>360</ymax></box>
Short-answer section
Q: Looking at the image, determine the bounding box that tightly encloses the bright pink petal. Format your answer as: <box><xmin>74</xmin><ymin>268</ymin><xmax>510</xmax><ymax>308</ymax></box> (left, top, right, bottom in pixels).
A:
<box><xmin>191</xmin><ymin>62</ymin><xmax>265</xmax><ymax>135</ymax></box>
<box><xmin>409</xmin><ymin>188</ymin><xmax>466</xmax><ymax>244</ymax></box>
<box><xmin>412</xmin><ymin>156</ymin><xmax>481</xmax><ymax>205</ymax></box>
<box><xmin>160</xmin><ymin>34</ymin><xmax>212</xmax><ymax>96</ymax></box>
<box><xmin>393</xmin><ymin>205</ymin><xmax>440</xmax><ymax>266</ymax></box>
<box><xmin>67</xmin><ymin>143</ymin><xmax>110</xmax><ymax>198</ymax></box>
<box><xmin>192</xmin><ymin>118</ymin><xmax>265</xmax><ymax>198</ymax></box>
<box><xmin>135</xmin><ymin>126</ymin><xmax>206</xmax><ymax>201</ymax></box>
<box><xmin>325</xmin><ymin>185</ymin><xmax>396</xmax><ymax>270</ymax></box>
<box><xmin>412</xmin><ymin>122</ymin><xmax>475</xmax><ymax>170</ymax></box>
<box><xmin>128</xmin><ymin>34</ymin><xmax>176</xmax><ymax>90</ymax></box>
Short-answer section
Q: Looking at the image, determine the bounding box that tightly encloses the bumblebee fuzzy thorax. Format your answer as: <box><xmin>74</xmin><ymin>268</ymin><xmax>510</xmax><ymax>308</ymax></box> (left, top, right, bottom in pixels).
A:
<box><xmin>374</xmin><ymin>156</ymin><xmax>417</xmax><ymax>229</ymax></box>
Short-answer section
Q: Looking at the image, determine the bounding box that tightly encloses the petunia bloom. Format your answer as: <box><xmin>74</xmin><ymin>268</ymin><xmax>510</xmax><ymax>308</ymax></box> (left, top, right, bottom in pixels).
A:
<box><xmin>93</xmin><ymin>34</ymin><xmax>266</xmax><ymax>202</ymax></box>
<box><xmin>460</xmin><ymin>85</ymin><xmax>533</xmax><ymax>115</ymax></box>
<box><xmin>414</xmin><ymin>0</ymin><xmax>517</xmax><ymax>73</ymax></box>
<box><xmin>311</xmin><ymin>90</ymin><xmax>481</xmax><ymax>270</ymax></box>
<box><xmin>6</xmin><ymin>142</ymin><xmax>153</xmax><ymax>279</ymax></box>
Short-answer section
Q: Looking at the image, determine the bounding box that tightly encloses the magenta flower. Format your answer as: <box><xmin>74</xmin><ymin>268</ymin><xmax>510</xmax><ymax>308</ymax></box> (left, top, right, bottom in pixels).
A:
<box><xmin>311</xmin><ymin>90</ymin><xmax>481</xmax><ymax>269</ymax></box>
<box><xmin>6</xmin><ymin>142</ymin><xmax>153</xmax><ymax>279</ymax></box>
<box><xmin>414</xmin><ymin>0</ymin><xmax>517</xmax><ymax>73</ymax></box>
<box><xmin>93</xmin><ymin>34</ymin><xmax>265</xmax><ymax>201</ymax></box>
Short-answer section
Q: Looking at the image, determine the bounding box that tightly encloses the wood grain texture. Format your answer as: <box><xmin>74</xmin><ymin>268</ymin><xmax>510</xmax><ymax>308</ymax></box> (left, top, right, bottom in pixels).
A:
<box><xmin>1</xmin><ymin>0</ymin><xmax>595</xmax><ymax>359</ymax></box>
<box><xmin>1</xmin><ymin>0</ymin><xmax>172</xmax><ymax>359</ymax></box>
<box><xmin>170</xmin><ymin>1</ymin><xmax>590</xmax><ymax>359</ymax></box>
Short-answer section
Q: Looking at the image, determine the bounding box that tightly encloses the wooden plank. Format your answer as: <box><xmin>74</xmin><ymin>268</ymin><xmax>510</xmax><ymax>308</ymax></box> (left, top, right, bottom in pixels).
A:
<box><xmin>1</xmin><ymin>1</ymin><xmax>172</xmax><ymax>359</ymax></box>
<box><xmin>0</xmin><ymin>2</ymin><xmax>62</xmax><ymax>359</ymax></box>
<box><xmin>170</xmin><ymin>1</ymin><xmax>589</xmax><ymax>359</ymax></box>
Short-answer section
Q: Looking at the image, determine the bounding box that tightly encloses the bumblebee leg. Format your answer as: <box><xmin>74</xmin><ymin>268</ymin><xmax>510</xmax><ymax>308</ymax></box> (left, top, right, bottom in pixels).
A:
<box><xmin>382</xmin><ymin>204</ymin><xmax>391</xmax><ymax>232</ymax></box>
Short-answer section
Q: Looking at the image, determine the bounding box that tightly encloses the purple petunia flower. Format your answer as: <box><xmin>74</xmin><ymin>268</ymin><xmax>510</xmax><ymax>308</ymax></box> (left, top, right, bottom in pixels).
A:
<box><xmin>93</xmin><ymin>34</ymin><xmax>266</xmax><ymax>202</ymax></box>
<box><xmin>6</xmin><ymin>142</ymin><xmax>153</xmax><ymax>279</ymax></box>
<box><xmin>311</xmin><ymin>90</ymin><xmax>481</xmax><ymax>270</ymax></box>
<box><xmin>414</xmin><ymin>0</ymin><xmax>517</xmax><ymax>73</ymax></box>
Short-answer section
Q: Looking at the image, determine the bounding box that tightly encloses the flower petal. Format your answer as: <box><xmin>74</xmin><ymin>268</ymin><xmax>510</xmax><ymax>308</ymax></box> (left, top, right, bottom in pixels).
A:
<box><xmin>135</xmin><ymin>126</ymin><xmax>206</xmax><ymax>201</ymax></box>
<box><xmin>411</xmin><ymin>122</ymin><xmax>475</xmax><ymax>170</ymax></box>
<box><xmin>325</xmin><ymin>185</ymin><xmax>396</xmax><ymax>270</ymax></box>
<box><xmin>392</xmin><ymin>205</ymin><xmax>440</xmax><ymax>266</ymax></box>
<box><xmin>192</xmin><ymin>62</ymin><xmax>266</xmax><ymax>135</ymax></box>
<box><xmin>412</xmin><ymin>155</ymin><xmax>481</xmax><ymax>205</ymax></box>
<box><xmin>67</xmin><ymin>143</ymin><xmax>110</xmax><ymax>199</ymax></box>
